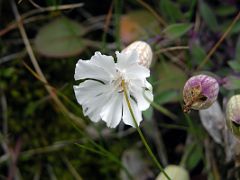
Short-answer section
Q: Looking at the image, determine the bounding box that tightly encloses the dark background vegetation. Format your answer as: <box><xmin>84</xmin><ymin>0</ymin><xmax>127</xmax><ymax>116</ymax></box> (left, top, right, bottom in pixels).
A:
<box><xmin>1</xmin><ymin>0</ymin><xmax>240</xmax><ymax>179</ymax></box>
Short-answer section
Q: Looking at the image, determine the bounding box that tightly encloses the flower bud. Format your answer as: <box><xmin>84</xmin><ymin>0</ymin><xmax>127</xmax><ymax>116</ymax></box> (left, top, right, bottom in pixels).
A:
<box><xmin>226</xmin><ymin>95</ymin><xmax>240</xmax><ymax>139</ymax></box>
<box><xmin>183</xmin><ymin>74</ymin><xmax>219</xmax><ymax>113</ymax></box>
<box><xmin>122</xmin><ymin>41</ymin><xmax>153</xmax><ymax>68</ymax></box>
<box><xmin>156</xmin><ymin>165</ymin><xmax>190</xmax><ymax>180</ymax></box>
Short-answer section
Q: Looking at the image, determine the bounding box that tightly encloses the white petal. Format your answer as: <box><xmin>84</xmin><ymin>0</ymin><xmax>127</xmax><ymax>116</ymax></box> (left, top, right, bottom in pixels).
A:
<box><xmin>145</xmin><ymin>80</ymin><xmax>153</xmax><ymax>91</ymax></box>
<box><xmin>91</xmin><ymin>52</ymin><xmax>116</xmax><ymax>76</ymax></box>
<box><xmin>125</xmin><ymin>64</ymin><xmax>150</xmax><ymax>80</ymax></box>
<box><xmin>116</xmin><ymin>50</ymin><xmax>138</xmax><ymax>70</ymax></box>
<box><xmin>73</xmin><ymin>80</ymin><xmax>108</xmax><ymax>104</ymax></box>
<box><xmin>100</xmin><ymin>93</ymin><xmax>123</xmax><ymax>128</ymax></box>
<box><xmin>122</xmin><ymin>96</ymin><xmax>142</xmax><ymax>128</ymax></box>
<box><xmin>132</xmin><ymin>89</ymin><xmax>152</xmax><ymax>111</ymax></box>
<box><xmin>129</xmin><ymin>79</ymin><xmax>153</xmax><ymax>110</ymax></box>
<box><xmin>144</xmin><ymin>89</ymin><xmax>153</xmax><ymax>105</ymax></box>
<box><xmin>73</xmin><ymin>80</ymin><xmax>111</xmax><ymax>122</ymax></box>
<box><xmin>74</xmin><ymin>59</ymin><xmax>111</xmax><ymax>82</ymax></box>
<box><xmin>83</xmin><ymin>95</ymin><xmax>106</xmax><ymax>122</ymax></box>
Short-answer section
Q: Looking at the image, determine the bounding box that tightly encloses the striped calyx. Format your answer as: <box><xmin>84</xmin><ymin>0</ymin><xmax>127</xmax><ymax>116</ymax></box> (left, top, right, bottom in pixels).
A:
<box><xmin>226</xmin><ymin>95</ymin><xmax>240</xmax><ymax>138</ymax></box>
<box><xmin>183</xmin><ymin>74</ymin><xmax>219</xmax><ymax>113</ymax></box>
<box><xmin>122</xmin><ymin>41</ymin><xmax>153</xmax><ymax>68</ymax></box>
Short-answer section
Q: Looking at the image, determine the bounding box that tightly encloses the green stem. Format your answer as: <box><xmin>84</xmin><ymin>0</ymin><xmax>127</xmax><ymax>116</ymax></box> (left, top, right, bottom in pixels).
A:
<box><xmin>71</xmin><ymin>122</ymin><xmax>133</xmax><ymax>180</ymax></box>
<box><xmin>144</xmin><ymin>92</ymin><xmax>178</xmax><ymax>121</ymax></box>
<box><xmin>179</xmin><ymin>143</ymin><xmax>195</xmax><ymax>168</ymax></box>
<box><xmin>121</xmin><ymin>81</ymin><xmax>171</xmax><ymax>180</ymax></box>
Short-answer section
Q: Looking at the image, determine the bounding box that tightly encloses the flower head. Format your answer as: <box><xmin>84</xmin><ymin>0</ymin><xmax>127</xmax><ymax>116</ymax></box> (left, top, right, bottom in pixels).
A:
<box><xmin>183</xmin><ymin>74</ymin><xmax>219</xmax><ymax>113</ymax></box>
<box><xmin>73</xmin><ymin>50</ymin><xmax>153</xmax><ymax>128</ymax></box>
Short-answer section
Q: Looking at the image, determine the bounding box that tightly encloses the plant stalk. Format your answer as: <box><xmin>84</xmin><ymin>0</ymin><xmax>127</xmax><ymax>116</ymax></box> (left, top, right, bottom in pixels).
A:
<box><xmin>121</xmin><ymin>80</ymin><xmax>170</xmax><ymax>180</ymax></box>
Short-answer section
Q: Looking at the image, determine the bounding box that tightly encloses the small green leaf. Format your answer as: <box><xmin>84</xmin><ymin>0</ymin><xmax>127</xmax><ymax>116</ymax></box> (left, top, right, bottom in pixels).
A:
<box><xmin>215</xmin><ymin>6</ymin><xmax>237</xmax><ymax>16</ymax></box>
<box><xmin>235</xmin><ymin>35</ymin><xmax>240</xmax><ymax>61</ymax></box>
<box><xmin>35</xmin><ymin>17</ymin><xmax>86</xmax><ymax>58</ymax></box>
<box><xmin>228</xmin><ymin>61</ymin><xmax>240</xmax><ymax>72</ymax></box>
<box><xmin>185</xmin><ymin>144</ymin><xmax>202</xmax><ymax>171</ymax></box>
<box><xmin>199</xmin><ymin>1</ymin><xmax>218</xmax><ymax>32</ymax></box>
<box><xmin>163</xmin><ymin>23</ymin><xmax>193</xmax><ymax>39</ymax></box>
<box><xmin>155</xmin><ymin>90</ymin><xmax>179</xmax><ymax>104</ymax></box>
<box><xmin>159</xmin><ymin>0</ymin><xmax>184</xmax><ymax>22</ymax></box>
<box><xmin>154</xmin><ymin>61</ymin><xmax>187</xmax><ymax>103</ymax></box>
<box><xmin>191</xmin><ymin>43</ymin><xmax>207</xmax><ymax>64</ymax></box>
<box><xmin>231</xmin><ymin>21</ymin><xmax>240</xmax><ymax>34</ymax></box>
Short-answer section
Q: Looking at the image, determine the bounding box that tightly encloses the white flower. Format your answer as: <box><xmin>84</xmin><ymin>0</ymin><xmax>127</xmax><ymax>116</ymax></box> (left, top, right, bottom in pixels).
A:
<box><xmin>73</xmin><ymin>50</ymin><xmax>153</xmax><ymax>128</ymax></box>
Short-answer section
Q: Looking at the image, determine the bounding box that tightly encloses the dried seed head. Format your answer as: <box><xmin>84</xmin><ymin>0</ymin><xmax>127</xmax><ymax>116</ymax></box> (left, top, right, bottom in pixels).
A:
<box><xmin>183</xmin><ymin>74</ymin><xmax>219</xmax><ymax>113</ymax></box>
<box><xmin>122</xmin><ymin>41</ymin><xmax>153</xmax><ymax>68</ymax></box>
<box><xmin>226</xmin><ymin>95</ymin><xmax>240</xmax><ymax>139</ymax></box>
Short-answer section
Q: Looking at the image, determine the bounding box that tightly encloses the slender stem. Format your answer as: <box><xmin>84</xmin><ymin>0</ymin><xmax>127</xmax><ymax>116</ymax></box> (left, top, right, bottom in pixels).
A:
<box><xmin>121</xmin><ymin>81</ymin><xmax>171</xmax><ymax>180</ymax></box>
<box><xmin>142</xmin><ymin>88</ymin><xmax>177</xmax><ymax>121</ymax></box>
<box><xmin>151</xmin><ymin>102</ymin><xmax>178</xmax><ymax>121</ymax></box>
<box><xmin>179</xmin><ymin>143</ymin><xmax>195</xmax><ymax>167</ymax></box>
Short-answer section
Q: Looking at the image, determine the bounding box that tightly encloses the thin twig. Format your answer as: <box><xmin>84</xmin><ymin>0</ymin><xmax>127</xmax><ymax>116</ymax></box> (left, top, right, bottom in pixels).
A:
<box><xmin>194</xmin><ymin>11</ymin><xmax>201</xmax><ymax>32</ymax></box>
<box><xmin>0</xmin><ymin>50</ymin><xmax>26</xmax><ymax>64</ymax></box>
<box><xmin>22</xmin><ymin>3</ymin><xmax>84</xmax><ymax>19</ymax></box>
<box><xmin>104</xmin><ymin>3</ymin><xmax>113</xmax><ymax>33</ymax></box>
<box><xmin>0</xmin><ymin>2</ymin><xmax>84</xmax><ymax>37</ymax></box>
<box><xmin>10</xmin><ymin>0</ymin><xmax>86</xmax><ymax>128</ymax></box>
<box><xmin>114</xmin><ymin>0</ymin><xmax>122</xmax><ymax>50</ymax></box>
<box><xmin>0</xmin><ymin>92</ymin><xmax>8</xmax><ymax>135</ymax></box>
<box><xmin>137</xmin><ymin>0</ymin><xmax>166</xmax><ymax>27</ymax></box>
<box><xmin>197</xmin><ymin>11</ymin><xmax>240</xmax><ymax>70</ymax></box>
<box><xmin>62</xmin><ymin>156</ymin><xmax>83</xmax><ymax>180</ymax></box>
<box><xmin>155</xmin><ymin>46</ymin><xmax>189</xmax><ymax>54</ymax></box>
<box><xmin>162</xmin><ymin>51</ymin><xmax>189</xmax><ymax>74</ymax></box>
<box><xmin>28</xmin><ymin>0</ymin><xmax>44</xmax><ymax>9</ymax></box>
<box><xmin>102</xmin><ymin>2</ymin><xmax>113</xmax><ymax>52</ymax></box>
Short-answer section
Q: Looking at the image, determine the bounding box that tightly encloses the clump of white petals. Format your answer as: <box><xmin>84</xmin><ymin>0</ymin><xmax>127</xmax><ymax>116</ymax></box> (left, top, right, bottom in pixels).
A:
<box><xmin>73</xmin><ymin>50</ymin><xmax>153</xmax><ymax>128</ymax></box>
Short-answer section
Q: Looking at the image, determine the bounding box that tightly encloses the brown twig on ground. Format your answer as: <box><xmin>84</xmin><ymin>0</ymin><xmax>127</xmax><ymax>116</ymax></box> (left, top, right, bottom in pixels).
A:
<box><xmin>28</xmin><ymin>0</ymin><xmax>44</xmax><ymax>9</ymax></box>
<box><xmin>137</xmin><ymin>0</ymin><xmax>166</xmax><ymax>27</ymax></box>
<box><xmin>194</xmin><ymin>11</ymin><xmax>201</xmax><ymax>32</ymax></box>
<box><xmin>10</xmin><ymin>0</ymin><xmax>85</xmax><ymax>128</ymax></box>
<box><xmin>155</xmin><ymin>46</ymin><xmax>189</xmax><ymax>54</ymax></box>
<box><xmin>0</xmin><ymin>50</ymin><xmax>26</xmax><ymax>64</ymax></box>
<box><xmin>22</xmin><ymin>2</ymin><xmax>84</xmax><ymax>19</ymax></box>
<box><xmin>161</xmin><ymin>51</ymin><xmax>190</xmax><ymax>74</ymax></box>
<box><xmin>197</xmin><ymin>11</ymin><xmax>240</xmax><ymax>70</ymax></box>
<box><xmin>0</xmin><ymin>2</ymin><xmax>84</xmax><ymax>37</ymax></box>
<box><xmin>104</xmin><ymin>2</ymin><xmax>113</xmax><ymax>33</ymax></box>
